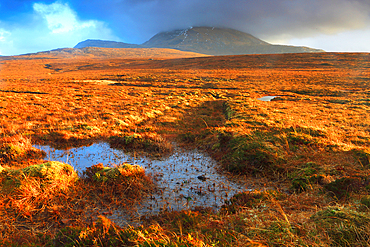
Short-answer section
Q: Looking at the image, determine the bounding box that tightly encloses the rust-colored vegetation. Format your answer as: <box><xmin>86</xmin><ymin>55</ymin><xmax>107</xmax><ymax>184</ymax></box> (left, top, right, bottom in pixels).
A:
<box><xmin>0</xmin><ymin>48</ymin><xmax>369</xmax><ymax>246</ymax></box>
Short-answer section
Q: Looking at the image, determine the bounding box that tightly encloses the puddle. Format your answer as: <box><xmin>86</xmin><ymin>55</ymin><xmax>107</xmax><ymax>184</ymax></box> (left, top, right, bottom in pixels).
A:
<box><xmin>257</xmin><ymin>96</ymin><xmax>280</xmax><ymax>101</ymax></box>
<box><xmin>34</xmin><ymin>143</ymin><xmax>251</xmax><ymax>226</ymax></box>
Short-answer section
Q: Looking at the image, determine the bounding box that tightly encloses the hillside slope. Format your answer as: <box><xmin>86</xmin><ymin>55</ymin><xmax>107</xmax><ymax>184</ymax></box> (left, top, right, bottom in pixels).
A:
<box><xmin>7</xmin><ymin>47</ymin><xmax>208</xmax><ymax>60</ymax></box>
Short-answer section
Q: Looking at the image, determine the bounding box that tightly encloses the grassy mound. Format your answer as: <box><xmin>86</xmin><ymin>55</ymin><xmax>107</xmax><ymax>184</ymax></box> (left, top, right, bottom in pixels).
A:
<box><xmin>1</xmin><ymin>161</ymin><xmax>78</xmax><ymax>192</ymax></box>
<box><xmin>0</xmin><ymin>161</ymin><xmax>78</xmax><ymax>217</ymax></box>
<box><xmin>83</xmin><ymin>163</ymin><xmax>154</xmax><ymax>206</ymax></box>
<box><xmin>86</xmin><ymin>163</ymin><xmax>146</xmax><ymax>184</ymax></box>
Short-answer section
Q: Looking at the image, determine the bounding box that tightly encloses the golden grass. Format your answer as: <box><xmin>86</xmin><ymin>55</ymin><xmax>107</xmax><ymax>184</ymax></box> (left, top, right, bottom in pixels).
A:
<box><xmin>0</xmin><ymin>51</ymin><xmax>369</xmax><ymax>246</ymax></box>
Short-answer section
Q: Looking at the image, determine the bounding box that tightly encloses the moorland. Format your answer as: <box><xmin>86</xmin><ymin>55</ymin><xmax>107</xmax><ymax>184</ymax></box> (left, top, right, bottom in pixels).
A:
<box><xmin>0</xmin><ymin>48</ymin><xmax>369</xmax><ymax>246</ymax></box>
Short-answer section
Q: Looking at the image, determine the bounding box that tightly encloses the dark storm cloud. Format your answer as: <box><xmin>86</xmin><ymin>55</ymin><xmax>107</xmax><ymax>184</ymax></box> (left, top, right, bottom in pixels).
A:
<box><xmin>1</xmin><ymin>0</ymin><xmax>370</xmax><ymax>54</ymax></box>
<box><xmin>68</xmin><ymin>0</ymin><xmax>370</xmax><ymax>43</ymax></box>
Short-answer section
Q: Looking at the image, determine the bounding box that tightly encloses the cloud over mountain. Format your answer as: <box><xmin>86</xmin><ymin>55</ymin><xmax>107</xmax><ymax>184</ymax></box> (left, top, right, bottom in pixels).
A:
<box><xmin>71</xmin><ymin>0</ymin><xmax>370</xmax><ymax>43</ymax></box>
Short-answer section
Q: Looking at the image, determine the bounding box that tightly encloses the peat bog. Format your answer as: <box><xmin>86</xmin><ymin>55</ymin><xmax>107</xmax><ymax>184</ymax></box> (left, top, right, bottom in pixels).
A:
<box><xmin>0</xmin><ymin>50</ymin><xmax>370</xmax><ymax>246</ymax></box>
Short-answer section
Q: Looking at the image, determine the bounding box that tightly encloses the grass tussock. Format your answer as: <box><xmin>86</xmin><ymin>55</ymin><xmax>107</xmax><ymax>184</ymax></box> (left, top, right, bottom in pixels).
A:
<box><xmin>82</xmin><ymin>163</ymin><xmax>154</xmax><ymax>206</ymax></box>
<box><xmin>0</xmin><ymin>135</ymin><xmax>46</xmax><ymax>165</ymax></box>
<box><xmin>0</xmin><ymin>160</ymin><xmax>154</xmax><ymax>245</ymax></box>
<box><xmin>0</xmin><ymin>161</ymin><xmax>78</xmax><ymax>217</ymax></box>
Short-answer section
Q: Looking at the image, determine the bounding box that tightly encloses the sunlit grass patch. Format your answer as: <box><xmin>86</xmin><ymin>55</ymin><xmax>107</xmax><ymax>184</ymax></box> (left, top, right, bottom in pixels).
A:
<box><xmin>0</xmin><ymin>161</ymin><xmax>78</xmax><ymax>218</ymax></box>
<box><xmin>0</xmin><ymin>143</ymin><xmax>28</xmax><ymax>164</ymax></box>
<box><xmin>143</xmin><ymin>209</ymin><xmax>241</xmax><ymax>246</ymax></box>
<box><xmin>53</xmin><ymin>215</ymin><xmax>210</xmax><ymax>247</ymax></box>
<box><xmin>0</xmin><ymin>161</ymin><xmax>155</xmax><ymax>244</ymax></box>
<box><xmin>0</xmin><ymin>135</ymin><xmax>46</xmax><ymax>164</ymax></box>
<box><xmin>0</xmin><ymin>161</ymin><xmax>78</xmax><ymax>194</ymax></box>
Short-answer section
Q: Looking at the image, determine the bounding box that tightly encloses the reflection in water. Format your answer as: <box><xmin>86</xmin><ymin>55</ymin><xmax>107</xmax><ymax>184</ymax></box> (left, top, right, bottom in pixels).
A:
<box><xmin>34</xmin><ymin>143</ymin><xmax>251</xmax><ymax>226</ymax></box>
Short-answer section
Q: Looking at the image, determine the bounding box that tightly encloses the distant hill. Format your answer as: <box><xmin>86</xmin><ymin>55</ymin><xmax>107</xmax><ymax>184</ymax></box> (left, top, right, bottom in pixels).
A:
<box><xmin>75</xmin><ymin>27</ymin><xmax>324</xmax><ymax>55</ymax></box>
<box><xmin>15</xmin><ymin>47</ymin><xmax>208</xmax><ymax>60</ymax></box>
<box><xmin>74</xmin><ymin>39</ymin><xmax>141</xmax><ymax>49</ymax></box>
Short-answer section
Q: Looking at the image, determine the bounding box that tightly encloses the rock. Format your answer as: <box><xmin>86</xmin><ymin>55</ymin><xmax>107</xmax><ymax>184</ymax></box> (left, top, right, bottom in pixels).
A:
<box><xmin>197</xmin><ymin>175</ymin><xmax>207</xmax><ymax>181</ymax></box>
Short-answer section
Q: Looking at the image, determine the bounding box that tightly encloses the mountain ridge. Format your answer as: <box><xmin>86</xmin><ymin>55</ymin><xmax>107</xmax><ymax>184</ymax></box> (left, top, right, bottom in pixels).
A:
<box><xmin>74</xmin><ymin>26</ymin><xmax>324</xmax><ymax>55</ymax></box>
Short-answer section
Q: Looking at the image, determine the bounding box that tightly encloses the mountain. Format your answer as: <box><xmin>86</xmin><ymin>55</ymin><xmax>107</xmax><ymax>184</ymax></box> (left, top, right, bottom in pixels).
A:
<box><xmin>143</xmin><ymin>27</ymin><xmax>324</xmax><ymax>55</ymax></box>
<box><xmin>74</xmin><ymin>39</ymin><xmax>142</xmax><ymax>49</ymax></box>
<box><xmin>75</xmin><ymin>27</ymin><xmax>324</xmax><ymax>55</ymax></box>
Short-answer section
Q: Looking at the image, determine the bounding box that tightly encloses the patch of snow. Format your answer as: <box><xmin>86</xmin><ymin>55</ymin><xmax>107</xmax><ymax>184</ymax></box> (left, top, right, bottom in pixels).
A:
<box><xmin>179</xmin><ymin>28</ymin><xmax>189</xmax><ymax>42</ymax></box>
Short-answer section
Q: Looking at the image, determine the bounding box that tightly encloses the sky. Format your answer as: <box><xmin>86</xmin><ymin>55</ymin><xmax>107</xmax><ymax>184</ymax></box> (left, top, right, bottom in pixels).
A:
<box><xmin>0</xmin><ymin>0</ymin><xmax>370</xmax><ymax>55</ymax></box>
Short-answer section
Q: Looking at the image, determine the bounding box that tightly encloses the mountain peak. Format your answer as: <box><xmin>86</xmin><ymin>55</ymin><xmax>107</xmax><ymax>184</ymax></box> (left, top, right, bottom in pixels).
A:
<box><xmin>142</xmin><ymin>26</ymin><xmax>323</xmax><ymax>55</ymax></box>
<box><xmin>75</xmin><ymin>26</ymin><xmax>324</xmax><ymax>55</ymax></box>
<box><xmin>143</xmin><ymin>26</ymin><xmax>269</xmax><ymax>50</ymax></box>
